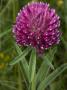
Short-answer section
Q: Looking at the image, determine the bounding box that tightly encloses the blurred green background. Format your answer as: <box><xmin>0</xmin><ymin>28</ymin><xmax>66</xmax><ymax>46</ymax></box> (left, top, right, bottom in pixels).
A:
<box><xmin>0</xmin><ymin>0</ymin><xmax>67</xmax><ymax>90</ymax></box>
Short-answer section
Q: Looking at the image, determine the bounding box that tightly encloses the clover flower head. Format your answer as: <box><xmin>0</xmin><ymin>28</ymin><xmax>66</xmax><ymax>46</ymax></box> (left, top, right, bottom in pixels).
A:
<box><xmin>13</xmin><ymin>2</ymin><xmax>61</xmax><ymax>53</ymax></box>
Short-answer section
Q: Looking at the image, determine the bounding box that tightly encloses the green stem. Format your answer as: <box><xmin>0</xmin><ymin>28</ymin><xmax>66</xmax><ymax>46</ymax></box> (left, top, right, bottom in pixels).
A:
<box><xmin>28</xmin><ymin>68</ymin><xmax>36</xmax><ymax>90</ymax></box>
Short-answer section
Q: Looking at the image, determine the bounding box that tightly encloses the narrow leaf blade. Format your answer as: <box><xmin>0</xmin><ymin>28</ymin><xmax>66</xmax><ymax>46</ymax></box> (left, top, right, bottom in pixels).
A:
<box><xmin>36</xmin><ymin>47</ymin><xmax>57</xmax><ymax>85</ymax></box>
<box><xmin>9</xmin><ymin>46</ymin><xmax>31</xmax><ymax>65</ymax></box>
<box><xmin>37</xmin><ymin>63</ymin><xmax>67</xmax><ymax>90</ymax></box>
<box><xmin>29</xmin><ymin>48</ymin><xmax>36</xmax><ymax>82</ymax></box>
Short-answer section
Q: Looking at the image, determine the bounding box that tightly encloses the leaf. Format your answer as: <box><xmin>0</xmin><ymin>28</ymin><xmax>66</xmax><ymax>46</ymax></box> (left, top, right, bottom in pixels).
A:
<box><xmin>36</xmin><ymin>59</ymin><xmax>49</xmax><ymax>86</ymax></box>
<box><xmin>43</xmin><ymin>55</ymin><xmax>54</xmax><ymax>70</ymax></box>
<box><xmin>9</xmin><ymin>45</ymin><xmax>31</xmax><ymax>65</ymax></box>
<box><xmin>0</xmin><ymin>28</ymin><xmax>11</xmax><ymax>38</ymax></box>
<box><xmin>17</xmin><ymin>64</ymin><xmax>24</xmax><ymax>90</ymax></box>
<box><xmin>29</xmin><ymin>48</ymin><xmax>36</xmax><ymax>82</ymax></box>
<box><xmin>10</xmin><ymin>44</ymin><xmax>30</xmax><ymax>83</ymax></box>
<box><xmin>29</xmin><ymin>48</ymin><xmax>36</xmax><ymax>90</ymax></box>
<box><xmin>0</xmin><ymin>80</ymin><xmax>17</xmax><ymax>85</ymax></box>
<box><xmin>36</xmin><ymin>47</ymin><xmax>57</xmax><ymax>85</ymax></box>
<box><xmin>37</xmin><ymin>63</ymin><xmax>67</xmax><ymax>90</ymax></box>
<box><xmin>14</xmin><ymin>43</ymin><xmax>23</xmax><ymax>54</ymax></box>
<box><xmin>0</xmin><ymin>0</ymin><xmax>13</xmax><ymax>16</ymax></box>
<box><xmin>0</xmin><ymin>80</ymin><xmax>17</xmax><ymax>90</ymax></box>
<box><xmin>64</xmin><ymin>0</ymin><xmax>67</xmax><ymax>14</ymax></box>
<box><xmin>18</xmin><ymin>63</ymin><xmax>29</xmax><ymax>88</ymax></box>
<box><xmin>61</xmin><ymin>37</ymin><xmax>67</xmax><ymax>49</ymax></box>
<box><xmin>20</xmin><ymin>58</ymin><xmax>29</xmax><ymax>83</ymax></box>
<box><xmin>30</xmin><ymin>74</ymin><xmax>36</xmax><ymax>90</ymax></box>
<box><xmin>12</xmin><ymin>0</ymin><xmax>19</xmax><ymax>21</ymax></box>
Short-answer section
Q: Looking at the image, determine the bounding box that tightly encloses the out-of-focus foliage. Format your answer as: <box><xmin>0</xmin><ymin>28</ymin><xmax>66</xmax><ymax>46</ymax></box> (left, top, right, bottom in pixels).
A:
<box><xmin>0</xmin><ymin>0</ymin><xmax>67</xmax><ymax>90</ymax></box>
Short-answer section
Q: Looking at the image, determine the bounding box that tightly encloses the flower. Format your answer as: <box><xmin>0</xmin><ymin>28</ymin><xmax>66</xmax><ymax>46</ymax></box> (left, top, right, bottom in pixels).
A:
<box><xmin>13</xmin><ymin>2</ymin><xmax>61</xmax><ymax>53</ymax></box>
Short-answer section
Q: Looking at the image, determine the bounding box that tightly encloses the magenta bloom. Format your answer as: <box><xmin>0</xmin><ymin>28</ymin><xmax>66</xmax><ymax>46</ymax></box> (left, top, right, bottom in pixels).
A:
<box><xmin>13</xmin><ymin>2</ymin><xmax>61</xmax><ymax>53</ymax></box>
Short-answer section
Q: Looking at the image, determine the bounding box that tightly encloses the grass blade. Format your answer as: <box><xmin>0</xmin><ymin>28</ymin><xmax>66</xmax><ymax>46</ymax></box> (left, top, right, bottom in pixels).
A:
<box><xmin>36</xmin><ymin>47</ymin><xmax>57</xmax><ymax>85</ymax></box>
<box><xmin>0</xmin><ymin>28</ymin><xmax>11</xmax><ymax>38</ymax></box>
<box><xmin>61</xmin><ymin>37</ymin><xmax>67</xmax><ymax>49</ymax></box>
<box><xmin>0</xmin><ymin>81</ymin><xmax>17</xmax><ymax>90</ymax></box>
<box><xmin>29</xmin><ymin>48</ymin><xmax>36</xmax><ymax>90</ymax></box>
<box><xmin>9</xmin><ymin>46</ymin><xmax>31</xmax><ymax>65</ymax></box>
<box><xmin>20</xmin><ymin>58</ymin><xmax>29</xmax><ymax>84</ymax></box>
<box><xmin>13</xmin><ymin>43</ymin><xmax>30</xmax><ymax>83</ymax></box>
<box><xmin>42</xmin><ymin>55</ymin><xmax>54</xmax><ymax>70</ymax></box>
<box><xmin>37</xmin><ymin>63</ymin><xmax>67</xmax><ymax>90</ymax></box>
<box><xmin>29</xmin><ymin>48</ymin><xmax>36</xmax><ymax>82</ymax></box>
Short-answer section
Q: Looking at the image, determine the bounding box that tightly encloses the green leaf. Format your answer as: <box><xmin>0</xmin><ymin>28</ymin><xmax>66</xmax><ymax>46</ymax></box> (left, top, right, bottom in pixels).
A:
<box><xmin>0</xmin><ymin>28</ymin><xmax>11</xmax><ymax>38</ymax></box>
<box><xmin>36</xmin><ymin>47</ymin><xmax>57</xmax><ymax>85</ymax></box>
<box><xmin>0</xmin><ymin>80</ymin><xmax>17</xmax><ymax>90</ymax></box>
<box><xmin>9</xmin><ymin>45</ymin><xmax>31</xmax><ymax>65</ymax></box>
<box><xmin>43</xmin><ymin>55</ymin><xmax>54</xmax><ymax>70</ymax></box>
<box><xmin>61</xmin><ymin>37</ymin><xmax>67</xmax><ymax>49</ymax></box>
<box><xmin>30</xmin><ymin>74</ymin><xmax>36</xmax><ymax>90</ymax></box>
<box><xmin>29</xmin><ymin>48</ymin><xmax>36</xmax><ymax>82</ymax></box>
<box><xmin>17</xmin><ymin>64</ymin><xmax>24</xmax><ymax>90</ymax></box>
<box><xmin>64</xmin><ymin>0</ymin><xmax>67</xmax><ymax>14</ymax></box>
<box><xmin>12</xmin><ymin>0</ymin><xmax>19</xmax><ymax>21</ymax></box>
<box><xmin>14</xmin><ymin>43</ymin><xmax>23</xmax><ymax>55</ymax></box>
<box><xmin>29</xmin><ymin>48</ymin><xmax>36</xmax><ymax>90</ymax></box>
<box><xmin>37</xmin><ymin>63</ymin><xmax>67</xmax><ymax>90</ymax></box>
<box><xmin>0</xmin><ymin>0</ymin><xmax>13</xmax><ymax>16</ymax></box>
<box><xmin>20</xmin><ymin>58</ymin><xmax>29</xmax><ymax>84</ymax></box>
<box><xmin>10</xmin><ymin>44</ymin><xmax>31</xmax><ymax>83</ymax></box>
<box><xmin>36</xmin><ymin>58</ymin><xmax>49</xmax><ymax>85</ymax></box>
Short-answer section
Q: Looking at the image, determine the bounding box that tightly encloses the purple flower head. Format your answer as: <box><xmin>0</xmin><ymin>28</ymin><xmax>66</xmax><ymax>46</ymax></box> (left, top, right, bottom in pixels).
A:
<box><xmin>13</xmin><ymin>2</ymin><xmax>61</xmax><ymax>53</ymax></box>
